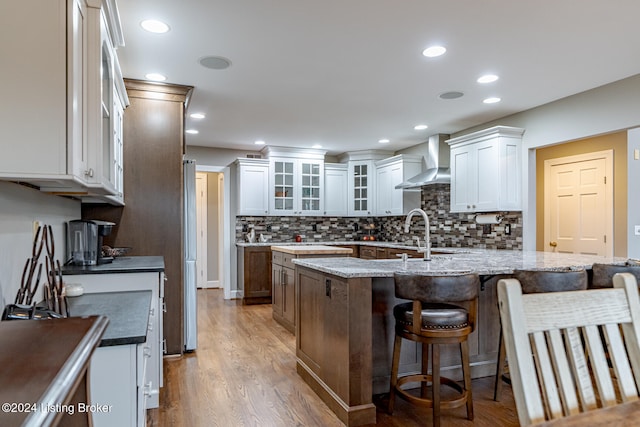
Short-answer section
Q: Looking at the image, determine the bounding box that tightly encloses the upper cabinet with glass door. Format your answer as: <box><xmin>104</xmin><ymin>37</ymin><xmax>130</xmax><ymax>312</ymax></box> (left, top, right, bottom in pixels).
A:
<box><xmin>265</xmin><ymin>147</ymin><xmax>325</xmax><ymax>216</ymax></box>
<box><xmin>339</xmin><ymin>150</ymin><xmax>392</xmax><ymax>217</ymax></box>
<box><xmin>0</xmin><ymin>0</ymin><xmax>126</xmax><ymax>202</ymax></box>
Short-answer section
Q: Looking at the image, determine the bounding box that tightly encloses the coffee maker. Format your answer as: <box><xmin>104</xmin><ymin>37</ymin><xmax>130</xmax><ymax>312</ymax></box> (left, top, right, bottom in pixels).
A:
<box><xmin>67</xmin><ymin>220</ymin><xmax>115</xmax><ymax>265</ymax></box>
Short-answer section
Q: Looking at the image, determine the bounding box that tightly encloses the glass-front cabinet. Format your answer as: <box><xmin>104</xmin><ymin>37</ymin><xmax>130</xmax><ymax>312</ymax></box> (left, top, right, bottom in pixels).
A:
<box><xmin>273</xmin><ymin>160</ymin><xmax>295</xmax><ymax>212</ymax></box>
<box><xmin>267</xmin><ymin>147</ymin><xmax>325</xmax><ymax>216</ymax></box>
<box><xmin>300</xmin><ymin>162</ymin><xmax>321</xmax><ymax>212</ymax></box>
<box><xmin>352</xmin><ymin>163</ymin><xmax>370</xmax><ymax>214</ymax></box>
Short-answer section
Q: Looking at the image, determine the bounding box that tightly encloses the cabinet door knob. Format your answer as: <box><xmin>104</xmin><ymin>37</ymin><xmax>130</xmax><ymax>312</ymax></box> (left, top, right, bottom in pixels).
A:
<box><xmin>549</xmin><ymin>241</ymin><xmax>558</xmax><ymax>247</ymax></box>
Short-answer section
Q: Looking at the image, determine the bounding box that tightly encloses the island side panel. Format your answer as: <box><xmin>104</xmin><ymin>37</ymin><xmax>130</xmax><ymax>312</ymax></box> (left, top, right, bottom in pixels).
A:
<box><xmin>296</xmin><ymin>266</ymin><xmax>376</xmax><ymax>427</ymax></box>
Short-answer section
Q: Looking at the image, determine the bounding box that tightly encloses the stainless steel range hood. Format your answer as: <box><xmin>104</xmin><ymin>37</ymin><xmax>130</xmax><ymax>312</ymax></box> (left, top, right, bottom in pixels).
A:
<box><xmin>396</xmin><ymin>134</ymin><xmax>451</xmax><ymax>189</ymax></box>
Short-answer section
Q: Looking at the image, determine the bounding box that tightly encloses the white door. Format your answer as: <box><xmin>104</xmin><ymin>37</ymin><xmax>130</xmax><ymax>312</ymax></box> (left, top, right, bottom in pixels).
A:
<box><xmin>544</xmin><ymin>150</ymin><xmax>613</xmax><ymax>256</ymax></box>
<box><xmin>196</xmin><ymin>172</ymin><xmax>208</xmax><ymax>288</ymax></box>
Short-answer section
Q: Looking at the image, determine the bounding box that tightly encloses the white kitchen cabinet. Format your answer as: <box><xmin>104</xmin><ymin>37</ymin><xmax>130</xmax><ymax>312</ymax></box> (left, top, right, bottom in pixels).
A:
<box><xmin>235</xmin><ymin>158</ymin><xmax>270</xmax><ymax>215</ymax></box>
<box><xmin>65</xmin><ymin>271</ymin><xmax>165</xmax><ymax>410</ymax></box>
<box><xmin>375</xmin><ymin>154</ymin><xmax>422</xmax><ymax>216</ymax></box>
<box><xmin>265</xmin><ymin>147</ymin><xmax>326</xmax><ymax>216</ymax></box>
<box><xmin>339</xmin><ymin>150</ymin><xmax>392</xmax><ymax>217</ymax></box>
<box><xmin>447</xmin><ymin>126</ymin><xmax>524</xmax><ymax>213</ymax></box>
<box><xmin>323</xmin><ymin>163</ymin><xmax>348</xmax><ymax>216</ymax></box>
<box><xmin>90</xmin><ymin>344</ymin><xmax>144</xmax><ymax>427</ymax></box>
<box><xmin>0</xmin><ymin>0</ymin><xmax>126</xmax><ymax>201</ymax></box>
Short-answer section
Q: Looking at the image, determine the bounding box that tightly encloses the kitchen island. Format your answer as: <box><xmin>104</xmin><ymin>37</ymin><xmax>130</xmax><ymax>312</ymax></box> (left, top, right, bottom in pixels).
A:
<box><xmin>293</xmin><ymin>249</ymin><xmax>627</xmax><ymax>426</ymax></box>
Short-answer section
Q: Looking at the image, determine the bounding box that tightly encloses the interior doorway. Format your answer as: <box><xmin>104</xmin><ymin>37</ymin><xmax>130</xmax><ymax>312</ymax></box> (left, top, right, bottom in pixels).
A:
<box><xmin>543</xmin><ymin>150</ymin><xmax>613</xmax><ymax>256</ymax></box>
<box><xmin>195</xmin><ymin>171</ymin><xmax>225</xmax><ymax>289</ymax></box>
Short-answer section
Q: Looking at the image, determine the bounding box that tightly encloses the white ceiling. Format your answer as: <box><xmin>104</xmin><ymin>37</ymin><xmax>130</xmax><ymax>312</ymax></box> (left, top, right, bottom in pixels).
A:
<box><xmin>116</xmin><ymin>0</ymin><xmax>640</xmax><ymax>156</ymax></box>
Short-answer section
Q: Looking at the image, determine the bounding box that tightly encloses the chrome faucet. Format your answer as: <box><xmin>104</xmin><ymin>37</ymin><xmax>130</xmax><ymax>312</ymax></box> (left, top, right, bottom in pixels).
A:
<box><xmin>404</xmin><ymin>208</ymin><xmax>431</xmax><ymax>261</ymax></box>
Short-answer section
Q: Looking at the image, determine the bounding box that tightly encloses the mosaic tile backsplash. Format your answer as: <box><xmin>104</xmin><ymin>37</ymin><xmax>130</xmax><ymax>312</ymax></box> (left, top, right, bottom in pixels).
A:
<box><xmin>236</xmin><ymin>184</ymin><xmax>523</xmax><ymax>250</ymax></box>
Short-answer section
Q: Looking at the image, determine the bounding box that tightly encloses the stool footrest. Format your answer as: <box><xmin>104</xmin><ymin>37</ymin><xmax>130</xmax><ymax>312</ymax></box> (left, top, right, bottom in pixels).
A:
<box><xmin>395</xmin><ymin>374</ymin><xmax>469</xmax><ymax>410</ymax></box>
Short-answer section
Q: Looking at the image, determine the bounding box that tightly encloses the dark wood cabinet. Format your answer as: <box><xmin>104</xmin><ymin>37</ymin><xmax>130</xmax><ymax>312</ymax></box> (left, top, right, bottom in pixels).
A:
<box><xmin>272</xmin><ymin>251</ymin><xmax>296</xmax><ymax>332</ymax></box>
<box><xmin>359</xmin><ymin>246</ymin><xmax>377</xmax><ymax>259</ymax></box>
<box><xmin>238</xmin><ymin>246</ymin><xmax>273</xmax><ymax>305</ymax></box>
<box><xmin>81</xmin><ymin>79</ymin><xmax>192</xmax><ymax>355</ymax></box>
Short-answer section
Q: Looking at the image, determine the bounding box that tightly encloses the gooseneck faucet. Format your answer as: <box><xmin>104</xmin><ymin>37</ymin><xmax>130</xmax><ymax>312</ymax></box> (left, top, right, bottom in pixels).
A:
<box><xmin>404</xmin><ymin>208</ymin><xmax>431</xmax><ymax>261</ymax></box>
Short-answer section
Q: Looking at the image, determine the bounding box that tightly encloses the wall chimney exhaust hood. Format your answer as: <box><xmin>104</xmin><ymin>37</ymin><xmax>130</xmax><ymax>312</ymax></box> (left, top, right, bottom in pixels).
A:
<box><xmin>396</xmin><ymin>134</ymin><xmax>451</xmax><ymax>189</ymax></box>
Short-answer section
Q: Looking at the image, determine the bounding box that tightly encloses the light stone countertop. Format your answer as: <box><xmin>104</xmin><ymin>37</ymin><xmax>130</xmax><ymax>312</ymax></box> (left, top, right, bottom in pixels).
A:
<box><xmin>292</xmin><ymin>249</ymin><xmax>628</xmax><ymax>278</ymax></box>
<box><xmin>271</xmin><ymin>245</ymin><xmax>353</xmax><ymax>255</ymax></box>
<box><xmin>237</xmin><ymin>241</ymin><xmax>471</xmax><ymax>254</ymax></box>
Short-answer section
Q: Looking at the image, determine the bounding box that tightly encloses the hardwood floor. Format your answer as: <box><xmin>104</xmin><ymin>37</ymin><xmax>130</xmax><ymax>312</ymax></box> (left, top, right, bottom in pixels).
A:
<box><xmin>147</xmin><ymin>289</ymin><xmax>519</xmax><ymax>426</ymax></box>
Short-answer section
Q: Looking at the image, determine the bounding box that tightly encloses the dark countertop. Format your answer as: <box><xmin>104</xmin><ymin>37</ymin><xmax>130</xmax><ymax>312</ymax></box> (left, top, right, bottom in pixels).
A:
<box><xmin>0</xmin><ymin>316</ymin><xmax>108</xmax><ymax>427</ymax></box>
<box><xmin>62</xmin><ymin>255</ymin><xmax>165</xmax><ymax>275</ymax></box>
<box><xmin>67</xmin><ymin>291</ymin><xmax>151</xmax><ymax>347</ymax></box>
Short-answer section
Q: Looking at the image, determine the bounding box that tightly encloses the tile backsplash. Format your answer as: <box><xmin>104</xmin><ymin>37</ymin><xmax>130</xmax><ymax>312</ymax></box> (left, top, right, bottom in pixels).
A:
<box><xmin>236</xmin><ymin>184</ymin><xmax>523</xmax><ymax>250</ymax></box>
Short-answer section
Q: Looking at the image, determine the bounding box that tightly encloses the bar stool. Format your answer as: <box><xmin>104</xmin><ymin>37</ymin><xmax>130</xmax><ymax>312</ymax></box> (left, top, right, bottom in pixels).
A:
<box><xmin>493</xmin><ymin>267</ymin><xmax>588</xmax><ymax>401</ymax></box>
<box><xmin>590</xmin><ymin>260</ymin><xmax>640</xmax><ymax>289</ymax></box>
<box><xmin>388</xmin><ymin>272</ymin><xmax>480</xmax><ymax>427</ymax></box>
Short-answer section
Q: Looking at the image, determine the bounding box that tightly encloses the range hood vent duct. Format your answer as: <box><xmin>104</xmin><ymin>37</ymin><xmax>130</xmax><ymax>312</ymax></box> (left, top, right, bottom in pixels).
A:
<box><xmin>396</xmin><ymin>134</ymin><xmax>451</xmax><ymax>189</ymax></box>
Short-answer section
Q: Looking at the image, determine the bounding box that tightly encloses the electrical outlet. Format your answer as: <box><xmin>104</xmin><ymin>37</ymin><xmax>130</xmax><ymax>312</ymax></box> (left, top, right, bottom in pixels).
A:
<box><xmin>266</xmin><ymin>224</ymin><xmax>272</xmax><ymax>232</ymax></box>
<box><xmin>505</xmin><ymin>223</ymin><xmax>511</xmax><ymax>235</ymax></box>
<box><xmin>635</xmin><ymin>225</ymin><xmax>640</xmax><ymax>236</ymax></box>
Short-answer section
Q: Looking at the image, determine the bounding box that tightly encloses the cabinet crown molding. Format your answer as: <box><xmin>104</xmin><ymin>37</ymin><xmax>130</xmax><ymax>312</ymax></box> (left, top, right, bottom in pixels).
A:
<box><xmin>446</xmin><ymin>125</ymin><xmax>525</xmax><ymax>147</ymax></box>
<box><xmin>234</xmin><ymin>157</ymin><xmax>269</xmax><ymax>166</ymax></box>
<box><xmin>374</xmin><ymin>153</ymin><xmax>422</xmax><ymax>167</ymax></box>
<box><xmin>338</xmin><ymin>149</ymin><xmax>394</xmax><ymax>162</ymax></box>
<box><xmin>261</xmin><ymin>146</ymin><xmax>326</xmax><ymax>160</ymax></box>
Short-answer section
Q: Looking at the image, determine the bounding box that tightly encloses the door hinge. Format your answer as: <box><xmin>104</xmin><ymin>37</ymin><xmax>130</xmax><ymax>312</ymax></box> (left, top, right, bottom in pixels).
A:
<box><xmin>604</xmin><ymin>176</ymin><xmax>607</xmax><ymax>184</ymax></box>
<box><xmin>604</xmin><ymin>235</ymin><xmax>607</xmax><ymax>243</ymax></box>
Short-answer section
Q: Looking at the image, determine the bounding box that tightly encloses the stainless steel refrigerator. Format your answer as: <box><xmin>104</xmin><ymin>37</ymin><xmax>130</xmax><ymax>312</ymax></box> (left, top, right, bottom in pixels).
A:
<box><xmin>183</xmin><ymin>159</ymin><xmax>197</xmax><ymax>351</ymax></box>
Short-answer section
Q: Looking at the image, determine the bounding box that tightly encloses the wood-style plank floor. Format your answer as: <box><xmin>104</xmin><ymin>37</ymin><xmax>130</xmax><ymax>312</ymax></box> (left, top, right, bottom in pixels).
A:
<box><xmin>147</xmin><ymin>289</ymin><xmax>519</xmax><ymax>426</ymax></box>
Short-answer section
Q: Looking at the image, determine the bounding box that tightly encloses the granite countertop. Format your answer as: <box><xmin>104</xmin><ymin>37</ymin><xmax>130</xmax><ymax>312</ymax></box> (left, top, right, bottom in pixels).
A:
<box><xmin>67</xmin><ymin>290</ymin><xmax>151</xmax><ymax>346</ymax></box>
<box><xmin>238</xmin><ymin>241</ymin><xmax>470</xmax><ymax>254</ymax></box>
<box><xmin>292</xmin><ymin>249</ymin><xmax>628</xmax><ymax>278</ymax></box>
<box><xmin>62</xmin><ymin>255</ymin><xmax>165</xmax><ymax>275</ymax></box>
<box><xmin>271</xmin><ymin>245</ymin><xmax>353</xmax><ymax>255</ymax></box>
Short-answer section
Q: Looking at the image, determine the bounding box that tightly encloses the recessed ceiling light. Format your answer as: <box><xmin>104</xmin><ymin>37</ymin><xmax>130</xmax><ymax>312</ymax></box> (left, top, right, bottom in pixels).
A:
<box><xmin>254</xmin><ymin>140</ymin><xmax>265</xmax><ymax>145</ymax></box>
<box><xmin>145</xmin><ymin>73</ymin><xmax>166</xmax><ymax>82</ymax></box>
<box><xmin>312</xmin><ymin>144</ymin><xmax>322</xmax><ymax>149</ymax></box>
<box><xmin>185</xmin><ymin>129</ymin><xmax>199</xmax><ymax>134</ymax></box>
<box><xmin>483</xmin><ymin>97</ymin><xmax>502</xmax><ymax>104</ymax></box>
<box><xmin>199</xmin><ymin>56</ymin><xmax>232</xmax><ymax>70</ymax></box>
<box><xmin>422</xmin><ymin>45</ymin><xmax>446</xmax><ymax>58</ymax></box>
<box><xmin>477</xmin><ymin>74</ymin><xmax>499</xmax><ymax>84</ymax></box>
<box><xmin>439</xmin><ymin>91</ymin><xmax>464</xmax><ymax>100</ymax></box>
<box><xmin>414</xmin><ymin>124</ymin><xmax>428</xmax><ymax>130</ymax></box>
<box><xmin>378</xmin><ymin>139</ymin><xmax>390</xmax><ymax>144</ymax></box>
<box><xmin>140</xmin><ymin>20</ymin><xmax>170</xmax><ymax>34</ymax></box>
<box><xmin>190</xmin><ymin>113</ymin><xmax>205</xmax><ymax>119</ymax></box>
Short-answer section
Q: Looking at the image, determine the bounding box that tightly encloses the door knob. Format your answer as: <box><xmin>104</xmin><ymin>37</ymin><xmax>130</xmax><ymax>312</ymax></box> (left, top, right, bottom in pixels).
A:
<box><xmin>549</xmin><ymin>241</ymin><xmax>558</xmax><ymax>247</ymax></box>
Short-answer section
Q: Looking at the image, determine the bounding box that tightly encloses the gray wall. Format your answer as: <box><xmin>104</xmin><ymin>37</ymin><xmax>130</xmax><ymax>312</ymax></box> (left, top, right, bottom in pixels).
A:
<box><xmin>0</xmin><ymin>182</ymin><xmax>80</xmax><ymax>308</ymax></box>
<box><xmin>452</xmin><ymin>73</ymin><xmax>640</xmax><ymax>250</ymax></box>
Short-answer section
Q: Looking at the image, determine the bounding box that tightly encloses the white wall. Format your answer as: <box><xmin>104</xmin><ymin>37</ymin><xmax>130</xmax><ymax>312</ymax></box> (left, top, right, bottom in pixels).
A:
<box><xmin>628</xmin><ymin>127</ymin><xmax>640</xmax><ymax>258</ymax></box>
<box><xmin>452</xmin><ymin>73</ymin><xmax>640</xmax><ymax>250</ymax></box>
<box><xmin>0</xmin><ymin>182</ymin><xmax>80</xmax><ymax>309</ymax></box>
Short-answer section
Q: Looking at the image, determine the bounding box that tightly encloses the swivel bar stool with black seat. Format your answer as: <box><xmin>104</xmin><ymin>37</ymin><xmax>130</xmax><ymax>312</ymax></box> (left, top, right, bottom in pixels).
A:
<box><xmin>388</xmin><ymin>272</ymin><xmax>480</xmax><ymax>427</ymax></box>
<box><xmin>493</xmin><ymin>267</ymin><xmax>588</xmax><ymax>401</ymax></box>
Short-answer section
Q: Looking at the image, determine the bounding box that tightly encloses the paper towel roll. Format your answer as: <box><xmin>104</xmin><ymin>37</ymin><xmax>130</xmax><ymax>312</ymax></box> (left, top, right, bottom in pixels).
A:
<box><xmin>475</xmin><ymin>214</ymin><xmax>503</xmax><ymax>225</ymax></box>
